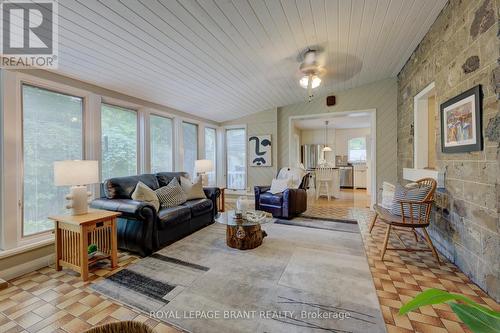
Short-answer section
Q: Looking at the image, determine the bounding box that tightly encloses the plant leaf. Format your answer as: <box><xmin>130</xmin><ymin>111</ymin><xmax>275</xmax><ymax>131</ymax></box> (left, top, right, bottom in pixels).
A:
<box><xmin>450</xmin><ymin>303</ymin><xmax>500</xmax><ymax>333</ymax></box>
<box><xmin>399</xmin><ymin>289</ymin><xmax>460</xmax><ymax>315</ymax></box>
<box><xmin>399</xmin><ymin>289</ymin><xmax>499</xmax><ymax>318</ymax></box>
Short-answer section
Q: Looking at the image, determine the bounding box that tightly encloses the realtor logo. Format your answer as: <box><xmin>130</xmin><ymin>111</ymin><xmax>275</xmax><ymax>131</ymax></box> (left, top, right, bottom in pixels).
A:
<box><xmin>0</xmin><ymin>0</ymin><xmax>58</xmax><ymax>68</ymax></box>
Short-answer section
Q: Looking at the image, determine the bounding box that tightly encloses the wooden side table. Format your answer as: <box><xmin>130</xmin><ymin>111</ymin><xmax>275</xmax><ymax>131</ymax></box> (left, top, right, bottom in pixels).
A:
<box><xmin>49</xmin><ymin>209</ymin><xmax>121</xmax><ymax>281</ymax></box>
<box><xmin>219</xmin><ymin>187</ymin><xmax>226</xmax><ymax>212</ymax></box>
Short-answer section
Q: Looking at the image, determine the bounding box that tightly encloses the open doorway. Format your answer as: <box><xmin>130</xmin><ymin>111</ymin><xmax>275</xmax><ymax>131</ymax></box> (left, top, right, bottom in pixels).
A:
<box><xmin>289</xmin><ymin>109</ymin><xmax>377</xmax><ymax>207</ymax></box>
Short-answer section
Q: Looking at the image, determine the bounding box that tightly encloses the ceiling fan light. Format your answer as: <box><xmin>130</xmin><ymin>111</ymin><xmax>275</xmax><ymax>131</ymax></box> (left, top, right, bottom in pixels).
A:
<box><xmin>299</xmin><ymin>75</ymin><xmax>321</xmax><ymax>89</ymax></box>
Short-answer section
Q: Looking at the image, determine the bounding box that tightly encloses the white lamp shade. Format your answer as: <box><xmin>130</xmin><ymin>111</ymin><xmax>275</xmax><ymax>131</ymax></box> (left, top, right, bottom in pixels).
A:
<box><xmin>54</xmin><ymin>160</ymin><xmax>99</xmax><ymax>186</ymax></box>
<box><xmin>322</xmin><ymin>146</ymin><xmax>332</xmax><ymax>152</ymax></box>
<box><xmin>194</xmin><ymin>159</ymin><xmax>214</xmax><ymax>173</ymax></box>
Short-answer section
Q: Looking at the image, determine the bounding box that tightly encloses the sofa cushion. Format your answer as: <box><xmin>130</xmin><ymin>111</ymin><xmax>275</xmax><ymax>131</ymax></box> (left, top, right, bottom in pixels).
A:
<box><xmin>131</xmin><ymin>182</ymin><xmax>160</xmax><ymax>211</ymax></box>
<box><xmin>259</xmin><ymin>192</ymin><xmax>283</xmax><ymax>207</ymax></box>
<box><xmin>182</xmin><ymin>199</ymin><xmax>213</xmax><ymax>217</ymax></box>
<box><xmin>104</xmin><ymin>174</ymin><xmax>159</xmax><ymax>199</ymax></box>
<box><xmin>156</xmin><ymin>172</ymin><xmax>190</xmax><ymax>187</ymax></box>
<box><xmin>180</xmin><ymin>176</ymin><xmax>206</xmax><ymax>200</ymax></box>
<box><xmin>157</xmin><ymin>206</ymin><xmax>191</xmax><ymax>229</ymax></box>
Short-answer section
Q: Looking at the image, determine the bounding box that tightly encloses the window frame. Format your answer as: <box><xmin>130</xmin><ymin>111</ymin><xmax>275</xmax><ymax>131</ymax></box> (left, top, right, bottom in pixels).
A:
<box><xmin>224</xmin><ymin>125</ymin><xmax>247</xmax><ymax>191</ymax></box>
<box><xmin>20</xmin><ymin>83</ymin><xmax>86</xmax><ymax>238</ymax></box>
<box><xmin>347</xmin><ymin>136</ymin><xmax>367</xmax><ymax>163</ymax></box>
<box><xmin>181</xmin><ymin>121</ymin><xmax>199</xmax><ymax>176</ymax></box>
<box><xmin>204</xmin><ymin>126</ymin><xmax>217</xmax><ymax>186</ymax></box>
<box><xmin>149</xmin><ymin>113</ymin><xmax>174</xmax><ymax>173</ymax></box>
<box><xmin>100</xmin><ymin>102</ymin><xmax>140</xmax><ymax>180</ymax></box>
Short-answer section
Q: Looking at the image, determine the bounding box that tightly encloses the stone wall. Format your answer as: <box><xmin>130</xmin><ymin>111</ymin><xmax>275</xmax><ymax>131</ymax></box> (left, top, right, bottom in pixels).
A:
<box><xmin>397</xmin><ymin>0</ymin><xmax>499</xmax><ymax>301</ymax></box>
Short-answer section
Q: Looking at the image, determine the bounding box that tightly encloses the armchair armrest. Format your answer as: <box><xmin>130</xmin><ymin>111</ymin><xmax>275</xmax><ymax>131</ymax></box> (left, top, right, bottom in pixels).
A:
<box><xmin>254</xmin><ymin>186</ymin><xmax>271</xmax><ymax>195</ymax></box>
<box><xmin>203</xmin><ymin>187</ymin><xmax>220</xmax><ymax>216</ymax></box>
<box><xmin>282</xmin><ymin>188</ymin><xmax>307</xmax><ymax>219</ymax></box>
<box><xmin>90</xmin><ymin>198</ymin><xmax>157</xmax><ymax>220</ymax></box>
<box><xmin>90</xmin><ymin>198</ymin><xmax>157</xmax><ymax>257</ymax></box>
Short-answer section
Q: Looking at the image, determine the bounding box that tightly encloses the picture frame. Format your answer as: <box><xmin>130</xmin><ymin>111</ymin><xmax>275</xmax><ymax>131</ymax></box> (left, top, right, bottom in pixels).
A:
<box><xmin>440</xmin><ymin>85</ymin><xmax>482</xmax><ymax>153</ymax></box>
<box><xmin>248</xmin><ymin>135</ymin><xmax>272</xmax><ymax>167</ymax></box>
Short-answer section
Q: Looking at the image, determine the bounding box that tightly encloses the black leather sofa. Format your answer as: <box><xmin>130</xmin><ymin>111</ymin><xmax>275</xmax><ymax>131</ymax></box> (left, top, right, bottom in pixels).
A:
<box><xmin>254</xmin><ymin>172</ymin><xmax>310</xmax><ymax>219</ymax></box>
<box><xmin>91</xmin><ymin>172</ymin><xmax>219</xmax><ymax>257</ymax></box>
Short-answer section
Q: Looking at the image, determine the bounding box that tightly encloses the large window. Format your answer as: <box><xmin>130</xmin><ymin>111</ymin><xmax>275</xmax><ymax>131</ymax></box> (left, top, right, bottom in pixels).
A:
<box><xmin>226</xmin><ymin>128</ymin><xmax>246</xmax><ymax>190</ymax></box>
<box><xmin>204</xmin><ymin>127</ymin><xmax>217</xmax><ymax>186</ymax></box>
<box><xmin>22</xmin><ymin>85</ymin><xmax>83</xmax><ymax>236</ymax></box>
<box><xmin>150</xmin><ymin>115</ymin><xmax>173</xmax><ymax>173</ymax></box>
<box><xmin>182</xmin><ymin>122</ymin><xmax>198</xmax><ymax>177</ymax></box>
<box><xmin>348</xmin><ymin>137</ymin><xmax>367</xmax><ymax>162</ymax></box>
<box><xmin>101</xmin><ymin>104</ymin><xmax>137</xmax><ymax>180</ymax></box>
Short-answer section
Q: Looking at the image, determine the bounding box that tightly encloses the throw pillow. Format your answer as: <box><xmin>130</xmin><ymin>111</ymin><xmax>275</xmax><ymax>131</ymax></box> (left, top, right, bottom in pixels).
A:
<box><xmin>381</xmin><ymin>181</ymin><xmax>395</xmax><ymax>209</ymax></box>
<box><xmin>155</xmin><ymin>178</ymin><xmax>187</xmax><ymax>208</ymax></box>
<box><xmin>180</xmin><ymin>176</ymin><xmax>206</xmax><ymax>200</ymax></box>
<box><xmin>269</xmin><ymin>178</ymin><xmax>290</xmax><ymax>194</ymax></box>
<box><xmin>390</xmin><ymin>184</ymin><xmax>431</xmax><ymax>218</ymax></box>
<box><xmin>131</xmin><ymin>181</ymin><xmax>160</xmax><ymax>211</ymax></box>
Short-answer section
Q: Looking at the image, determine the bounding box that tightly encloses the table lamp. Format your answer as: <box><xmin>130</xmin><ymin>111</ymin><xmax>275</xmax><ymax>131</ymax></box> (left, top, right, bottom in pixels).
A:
<box><xmin>54</xmin><ymin>160</ymin><xmax>99</xmax><ymax>215</ymax></box>
<box><xmin>194</xmin><ymin>159</ymin><xmax>214</xmax><ymax>186</ymax></box>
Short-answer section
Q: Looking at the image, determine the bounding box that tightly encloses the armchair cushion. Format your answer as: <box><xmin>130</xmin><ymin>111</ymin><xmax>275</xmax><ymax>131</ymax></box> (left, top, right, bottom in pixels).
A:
<box><xmin>182</xmin><ymin>199</ymin><xmax>213</xmax><ymax>217</ymax></box>
<box><xmin>269</xmin><ymin>178</ymin><xmax>291</xmax><ymax>194</ymax></box>
<box><xmin>157</xmin><ymin>206</ymin><xmax>191</xmax><ymax>228</ymax></box>
<box><xmin>390</xmin><ymin>185</ymin><xmax>431</xmax><ymax>218</ymax></box>
<box><xmin>259</xmin><ymin>192</ymin><xmax>283</xmax><ymax>206</ymax></box>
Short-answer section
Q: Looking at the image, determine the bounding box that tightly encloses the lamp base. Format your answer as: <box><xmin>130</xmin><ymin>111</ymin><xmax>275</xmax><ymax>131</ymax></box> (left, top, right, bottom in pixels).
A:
<box><xmin>200</xmin><ymin>173</ymin><xmax>209</xmax><ymax>187</ymax></box>
<box><xmin>67</xmin><ymin>186</ymin><xmax>90</xmax><ymax>215</ymax></box>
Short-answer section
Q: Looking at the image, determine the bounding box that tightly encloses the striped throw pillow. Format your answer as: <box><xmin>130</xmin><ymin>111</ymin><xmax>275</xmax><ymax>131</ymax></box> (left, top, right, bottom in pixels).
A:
<box><xmin>390</xmin><ymin>184</ymin><xmax>431</xmax><ymax>219</ymax></box>
<box><xmin>155</xmin><ymin>178</ymin><xmax>187</xmax><ymax>208</ymax></box>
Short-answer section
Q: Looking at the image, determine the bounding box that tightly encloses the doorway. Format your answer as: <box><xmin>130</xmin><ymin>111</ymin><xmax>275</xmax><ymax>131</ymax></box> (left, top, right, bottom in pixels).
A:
<box><xmin>289</xmin><ymin>109</ymin><xmax>377</xmax><ymax>207</ymax></box>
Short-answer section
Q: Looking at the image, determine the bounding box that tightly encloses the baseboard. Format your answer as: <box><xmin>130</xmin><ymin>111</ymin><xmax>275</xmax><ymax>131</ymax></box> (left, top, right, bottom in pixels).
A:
<box><xmin>0</xmin><ymin>254</ymin><xmax>54</xmax><ymax>281</ymax></box>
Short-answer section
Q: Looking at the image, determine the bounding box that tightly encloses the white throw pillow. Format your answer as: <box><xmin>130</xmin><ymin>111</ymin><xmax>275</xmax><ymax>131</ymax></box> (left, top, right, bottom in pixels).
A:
<box><xmin>269</xmin><ymin>178</ymin><xmax>291</xmax><ymax>194</ymax></box>
<box><xmin>381</xmin><ymin>181</ymin><xmax>395</xmax><ymax>209</ymax></box>
<box><xmin>180</xmin><ymin>176</ymin><xmax>206</xmax><ymax>200</ymax></box>
<box><xmin>131</xmin><ymin>181</ymin><xmax>160</xmax><ymax>211</ymax></box>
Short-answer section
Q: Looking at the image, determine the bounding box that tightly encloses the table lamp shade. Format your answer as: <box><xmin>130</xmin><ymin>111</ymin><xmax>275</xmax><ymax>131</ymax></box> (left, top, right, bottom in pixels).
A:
<box><xmin>54</xmin><ymin>160</ymin><xmax>99</xmax><ymax>186</ymax></box>
<box><xmin>194</xmin><ymin>159</ymin><xmax>214</xmax><ymax>174</ymax></box>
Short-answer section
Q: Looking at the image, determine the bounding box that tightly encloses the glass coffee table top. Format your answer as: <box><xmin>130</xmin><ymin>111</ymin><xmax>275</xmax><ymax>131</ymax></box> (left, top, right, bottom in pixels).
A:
<box><xmin>215</xmin><ymin>210</ymin><xmax>275</xmax><ymax>226</ymax></box>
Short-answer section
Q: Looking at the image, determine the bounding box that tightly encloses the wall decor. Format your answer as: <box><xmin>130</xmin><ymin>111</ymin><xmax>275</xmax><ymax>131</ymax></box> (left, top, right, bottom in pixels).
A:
<box><xmin>248</xmin><ymin>135</ymin><xmax>272</xmax><ymax>166</ymax></box>
<box><xmin>440</xmin><ymin>85</ymin><xmax>482</xmax><ymax>153</ymax></box>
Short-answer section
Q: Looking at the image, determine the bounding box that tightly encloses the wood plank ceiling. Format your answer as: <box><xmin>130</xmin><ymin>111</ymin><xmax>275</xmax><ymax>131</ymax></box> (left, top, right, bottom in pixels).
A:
<box><xmin>51</xmin><ymin>0</ymin><xmax>447</xmax><ymax>122</ymax></box>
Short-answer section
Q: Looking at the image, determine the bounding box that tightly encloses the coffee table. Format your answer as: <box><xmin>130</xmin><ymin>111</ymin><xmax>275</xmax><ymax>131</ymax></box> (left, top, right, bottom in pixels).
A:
<box><xmin>215</xmin><ymin>210</ymin><xmax>275</xmax><ymax>250</ymax></box>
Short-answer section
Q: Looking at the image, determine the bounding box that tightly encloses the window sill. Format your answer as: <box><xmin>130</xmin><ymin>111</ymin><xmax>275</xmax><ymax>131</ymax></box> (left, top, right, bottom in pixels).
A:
<box><xmin>0</xmin><ymin>237</ymin><xmax>54</xmax><ymax>260</ymax></box>
<box><xmin>403</xmin><ymin>168</ymin><xmax>445</xmax><ymax>188</ymax></box>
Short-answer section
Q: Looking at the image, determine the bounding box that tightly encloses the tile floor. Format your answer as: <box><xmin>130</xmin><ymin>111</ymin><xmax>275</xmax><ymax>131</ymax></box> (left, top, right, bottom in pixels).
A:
<box><xmin>0</xmin><ymin>190</ymin><xmax>498</xmax><ymax>333</ymax></box>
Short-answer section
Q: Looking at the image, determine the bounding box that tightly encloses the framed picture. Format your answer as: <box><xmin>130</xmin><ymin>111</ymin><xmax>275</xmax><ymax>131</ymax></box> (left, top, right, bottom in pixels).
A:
<box><xmin>248</xmin><ymin>135</ymin><xmax>272</xmax><ymax>167</ymax></box>
<box><xmin>440</xmin><ymin>85</ymin><xmax>482</xmax><ymax>153</ymax></box>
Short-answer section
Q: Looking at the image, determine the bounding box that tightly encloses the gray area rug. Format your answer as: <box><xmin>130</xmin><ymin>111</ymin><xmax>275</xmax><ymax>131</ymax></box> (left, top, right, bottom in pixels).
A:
<box><xmin>91</xmin><ymin>222</ymin><xmax>386</xmax><ymax>333</ymax></box>
<box><xmin>276</xmin><ymin>216</ymin><xmax>359</xmax><ymax>234</ymax></box>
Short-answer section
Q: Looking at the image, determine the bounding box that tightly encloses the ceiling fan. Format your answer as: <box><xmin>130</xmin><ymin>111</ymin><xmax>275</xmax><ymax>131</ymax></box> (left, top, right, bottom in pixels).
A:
<box><xmin>298</xmin><ymin>48</ymin><xmax>326</xmax><ymax>102</ymax></box>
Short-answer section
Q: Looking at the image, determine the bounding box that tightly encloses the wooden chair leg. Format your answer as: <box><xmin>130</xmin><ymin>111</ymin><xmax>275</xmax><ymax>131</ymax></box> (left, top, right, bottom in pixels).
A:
<box><xmin>316</xmin><ymin>182</ymin><xmax>320</xmax><ymax>200</ymax></box>
<box><xmin>422</xmin><ymin>228</ymin><xmax>441</xmax><ymax>265</ymax></box>
<box><xmin>369</xmin><ymin>213</ymin><xmax>378</xmax><ymax>234</ymax></box>
<box><xmin>393</xmin><ymin>229</ymin><xmax>406</xmax><ymax>248</ymax></box>
<box><xmin>380</xmin><ymin>224</ymin><xmax>392</xmax><ymax>261</ymax></box>
<box><xmin>412</xmin><ymin>228</ymin><xmax>419</xmax><ymax>242</ymax></box>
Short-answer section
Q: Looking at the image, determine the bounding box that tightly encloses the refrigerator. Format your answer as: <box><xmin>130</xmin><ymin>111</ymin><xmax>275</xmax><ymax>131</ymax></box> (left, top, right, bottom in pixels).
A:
<box><xmin>301</xmin><ymin>144</ymin><xmax>326</xmax><ymax>170</ymax></box>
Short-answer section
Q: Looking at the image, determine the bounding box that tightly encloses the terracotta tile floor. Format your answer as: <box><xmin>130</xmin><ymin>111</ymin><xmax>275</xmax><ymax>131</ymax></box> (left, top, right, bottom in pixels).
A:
<box><xmin>1</xmin><ymin>191</ymin><xmax>498</xmax><ymax>333</ymax></box>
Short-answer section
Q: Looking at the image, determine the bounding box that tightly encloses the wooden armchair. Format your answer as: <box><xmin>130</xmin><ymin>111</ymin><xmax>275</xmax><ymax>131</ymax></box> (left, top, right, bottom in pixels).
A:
<box><xmin>369</xmin><ymin>178</ymin><xmax>440</xmax><ymax>264</ymax></box>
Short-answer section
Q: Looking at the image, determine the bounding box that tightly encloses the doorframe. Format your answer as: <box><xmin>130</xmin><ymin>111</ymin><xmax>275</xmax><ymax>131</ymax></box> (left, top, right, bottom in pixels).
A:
<box><xmin>288</xmin><ymin>109</ymin><xmax>377</xmax><ymax>207</ymax></box>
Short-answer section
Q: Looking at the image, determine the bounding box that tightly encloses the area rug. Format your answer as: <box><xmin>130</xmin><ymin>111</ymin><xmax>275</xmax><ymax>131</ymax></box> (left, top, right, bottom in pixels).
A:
<box><xmin>276</xmin><ymin>216</ymin><xmax>359</xmax><ymax>234</ymax></box>
<box><xmin>91</xmin><ymin>222</ymin><xmax>386</xmax><ymax>333</ymax></box>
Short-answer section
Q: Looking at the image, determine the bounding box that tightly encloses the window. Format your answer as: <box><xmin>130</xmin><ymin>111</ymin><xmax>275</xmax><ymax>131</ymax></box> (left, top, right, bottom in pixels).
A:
<box><xmin>204</xmin><ymin>127</ymin><xmax>217</xmax><ymax>186</ymax></box>
<box><xmin>150</xmin><ymin>115</ymin><xmax>173</xmax><ymax>173</ymax></box>
<box><xmin>22</xmin><ymin>85</ymin><xmax>83</xmax><ymax>236</ymax></box>
<box><xmin>101</xmin><ymin>104</ymin><xmax>137</xmax><ymax>180</ymax></box>
<box><xmin>182</xmin><ymin>122</ymin><xmax>198</xmax><ymax>177</ymax></box>
<box><xmin>226</xmin><ymin>128</ymin><xmax>246</xmax><ymax>190</ymax></box>
<box><xmin>348</xmin><ymin>137</ymin><xmax>367</xmax><ymax>162</ymax></box>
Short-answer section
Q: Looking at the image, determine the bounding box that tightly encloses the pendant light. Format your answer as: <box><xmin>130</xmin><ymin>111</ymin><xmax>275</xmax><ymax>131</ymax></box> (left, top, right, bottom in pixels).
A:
<box><xmin>322</xmin><ymin>121</ymin><xmax>332</xmax><ymax>152</ymax></box>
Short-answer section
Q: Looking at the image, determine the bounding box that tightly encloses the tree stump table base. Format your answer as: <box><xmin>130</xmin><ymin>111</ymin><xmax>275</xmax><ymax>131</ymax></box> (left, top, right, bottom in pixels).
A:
<box><xmin>226</xmin><ymin>224</ymin><xmax>267</xmax><ymax>250</ymax></box>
